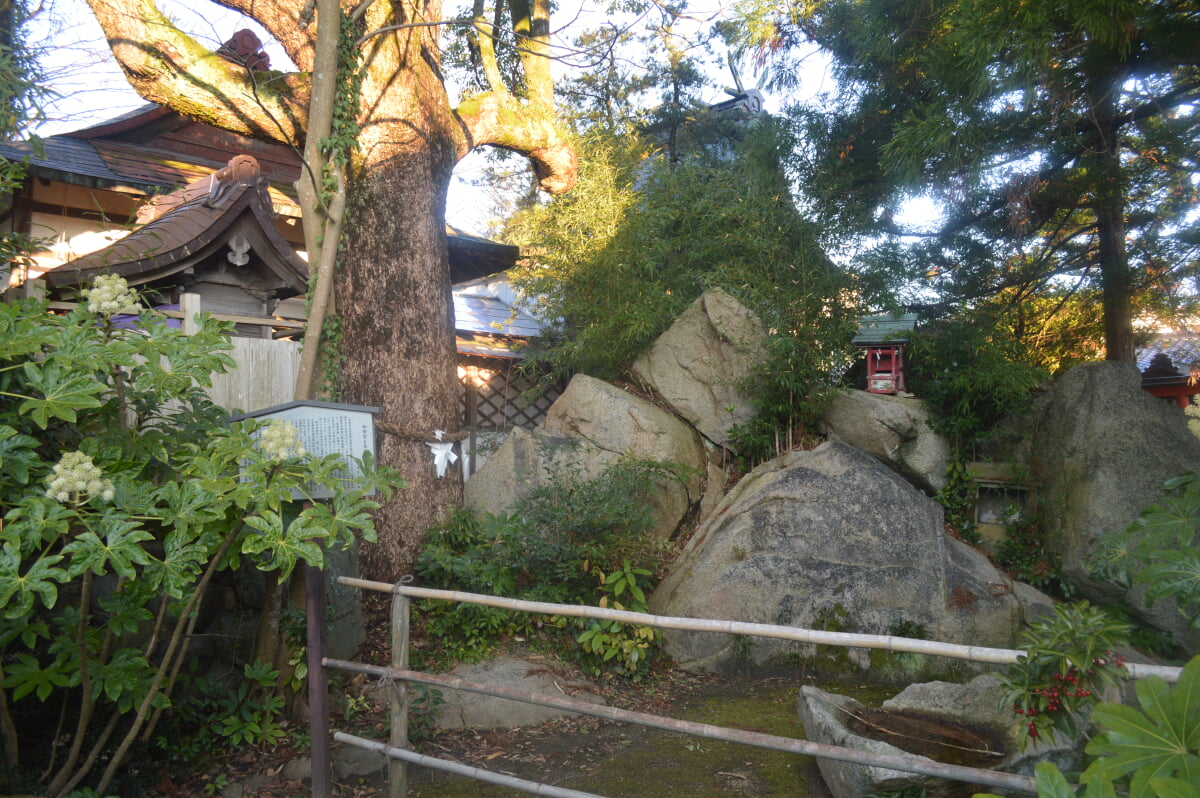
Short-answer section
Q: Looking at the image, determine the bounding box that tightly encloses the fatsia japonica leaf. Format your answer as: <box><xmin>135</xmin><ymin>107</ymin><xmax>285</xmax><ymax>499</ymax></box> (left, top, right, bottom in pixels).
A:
<box><xmin>0</xmin><ymin>545</ymin><xmax>68</xmax><ymax>618</ymax></box>
<box><xmin>2</xmin><ymin>497</ymin><xmax>73</xmax><ymax>553</ymax></box>
<box><xmin>3</xmin><ymin>652</ymin><xmax>71</xmax><ymax>701</ymax></box>
<box><xmin>129</xmin><ymin>313</ymin><xmax>235</xmax><ymax>394</ymax></box>
<box><xmin>0</xmin><ymin>425</ymin><xmax>40</xmax><ymax>485</ymax></box>
<box><xmin>1138</xmin><ymin>550</ymin><xmax>1200</xmax><ymax>628</ymax></box>
<box><xmin>93</xmin><ymin>648</ymin><xmax>155</xmax><ymax>712</ymax></box>
<box><xmin>240</xmin><ymin>511</ymin><xmax>321</xmax><ymax>578</ymax></box>
<box><xmin>156</xmin><ymin>480</ymin><xmax>229</xmax><ymax>536</ymax></box>
<box><xmin>96</xmin><ymin>591</ymin><xmax>154</xmax><ymax>637</ymax></box>
<box><xmin>0</xmin><ymin>300</ymin><xmax>60</xmax><ymax>360</ymax></box>
<box><xmin>1083</xmin><ymin>655</ymin><xmax>1200</xmax><ymax>794</ymax></box>
<box><xmin>60</xmin><ymin>517</ymin><xmax>152</xmax><ymax>579</ymax></box>
<box><xmin>54</xmin><ymin>319</ymin><xmax>138</xmax><ymax>370</ymax></box>
<box><xmin>144</xmin><ymin>528</ymin><xmax>212</xmax><ymax>599</ymax></box>
<box><xmin>1147</xmin><ymin>777</ymin><xmax>1200</xmax><ymax>798</ymax></box>
<box><xmin>17</xmin><ymin>361</ymin><xmax>106</xmax><ymax>428</ymax></box>
<box><xmin>1089</xmin><ymin>471</ymin><xmax>1200</xmax><ymax>628</ymax></box>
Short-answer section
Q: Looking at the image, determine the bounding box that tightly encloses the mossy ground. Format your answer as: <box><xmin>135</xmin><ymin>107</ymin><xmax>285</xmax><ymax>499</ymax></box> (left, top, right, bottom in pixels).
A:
<box><xmin>403</xmin><ymin>676</ymin><xmax>895</xmax><ymax>797</ymax></box>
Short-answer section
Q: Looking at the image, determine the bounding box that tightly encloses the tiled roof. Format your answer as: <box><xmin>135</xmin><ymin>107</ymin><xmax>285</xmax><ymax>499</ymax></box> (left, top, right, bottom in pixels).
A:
<box><xmin>0</xmin><ymin>135</ymin><xmax>163</xmax><ymax>193</ymax></box>
<box><xmin>452</xmin><ymin>273</ymin><xmax>544</xmax><ymax>338</ymax></box>
<box><xmin>852</xmin><ymin>313</ymin><xmax>919</xmax><ymax>345</ymax></box>
<box><xmin>7</xmin><ymin>106</ymin><xmax>526</xmax><ymax>303</ymax></box>
<box><xmin>45</xmin><ymin>163</ymin><xmax>308</xmax><ymax>298</ymax></box>
<box><xmin>1137</xmin><ymin>333</ymin><xmax>1200</xmax><ymax>375</ymax></box>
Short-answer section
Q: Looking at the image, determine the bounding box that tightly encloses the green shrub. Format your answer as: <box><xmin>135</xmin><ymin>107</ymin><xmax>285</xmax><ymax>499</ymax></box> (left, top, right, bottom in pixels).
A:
<box><xmin>996</xmin><ymin>521</ymin><xmax>1072</xmax><ymax>598</ymax></box>
<box><xmin>415</xmin><ymin>458</ymin><xmax>674</xmax><ymax>676</ymax></box>
<box><xmin>156</xmin><ymin>660</ymin><xmax>288</xmax><ymax>765</ymax></box>
<box><xmin>977</xmin><ymin>654</ymin><xmax>1200</xmax><ymax>798</ymax></box>
<box><xmin>904</xmin><ymin>313</ymin><xmax>1047</xmax><ymax>446</ymax></box>
<box><xmin>0</xmin><ymin>284</ymin><xmax>400</xmax><ymax>794</ymax></box>
<box><xmin>1090</xmin><ymin>470</ymin><xmax>1200</xmax><ymax>631</ymax></box>
<box><xmin>999</xmin><ymin>602</ymin><xmax>1131</xmax><ymax>744</ymax></box>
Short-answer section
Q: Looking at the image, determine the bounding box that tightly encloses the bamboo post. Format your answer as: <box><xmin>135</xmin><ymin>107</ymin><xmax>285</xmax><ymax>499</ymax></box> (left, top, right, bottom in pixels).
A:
<box><xmin>179</xmin><ymin>292</ymin><xmax>201</xmax><ymax>335</ymax></box>
<box><xmin>389</xmin><ymin>589</ymin><xmax>410</xmax><ymax>798</ymax></box>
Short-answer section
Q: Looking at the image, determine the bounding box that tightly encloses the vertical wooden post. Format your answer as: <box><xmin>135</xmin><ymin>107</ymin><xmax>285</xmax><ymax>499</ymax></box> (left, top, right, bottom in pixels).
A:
<box><xmin>180</xmin><ymin>291</ymin><xmax>201</xmax><ymax>335</ymax></box>
<box><xmin>306</xmin><ymin>563</ymin><xmax>332</xmax><ymax>798</ymax></box>
<box><xmin>389</xmin><ymin>590</ymin><xmax>410</xmax><ymax>798</ymax></box>
<box><xmin>20</xmin><ymin>278</ymin><xmax>45</xmax><ymax>300</ymax></box>
<box><xmin>464</xmin><ymin>371</ymin><xmax>477</xmax><ymax>476</ymax></box>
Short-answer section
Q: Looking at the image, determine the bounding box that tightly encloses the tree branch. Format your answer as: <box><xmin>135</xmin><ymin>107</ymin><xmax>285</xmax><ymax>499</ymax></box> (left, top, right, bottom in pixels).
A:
<box><xmin>84</xmin><ymin>0</ymin><xmax>309</xmax><ymax>144</ymax></box>
<box><xmin>454</xmin><ymin>91</ymin><xmax>576</xmax><ymax>193</ymax></box>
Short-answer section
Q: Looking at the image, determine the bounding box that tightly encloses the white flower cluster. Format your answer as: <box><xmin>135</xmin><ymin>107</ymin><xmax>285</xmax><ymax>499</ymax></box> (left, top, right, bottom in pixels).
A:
<box><xmin>260</xmin><ymin>420</ymin><xmax>308</xmax><ymax>461</ymax></box>
<box><xmin>81</xmin><ymin>274</ymin><xmax>140</xmax><ymax>315</ymax></box>
<box><xmin>46</xmin><ymin>451</ymin><xmax>114</xmax><ymax>503</ymax></box>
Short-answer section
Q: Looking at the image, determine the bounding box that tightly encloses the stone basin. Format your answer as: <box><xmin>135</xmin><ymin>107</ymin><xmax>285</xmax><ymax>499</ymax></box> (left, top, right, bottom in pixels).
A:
<box><xmin>798</xmin><ymin>675</ymin><xmax>1081</xmax><ymax>798</ymax></box>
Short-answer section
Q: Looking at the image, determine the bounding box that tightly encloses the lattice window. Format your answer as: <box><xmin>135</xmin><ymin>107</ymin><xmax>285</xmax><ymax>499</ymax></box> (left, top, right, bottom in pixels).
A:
<box><xmin>458</xmin><ymin>358</ymin><xmax>561</xmax><ymax>431</ymax></box>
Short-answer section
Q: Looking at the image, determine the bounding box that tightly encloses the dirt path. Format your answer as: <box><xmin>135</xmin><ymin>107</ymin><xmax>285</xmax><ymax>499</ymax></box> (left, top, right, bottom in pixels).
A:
<box><xmin>396</xmin><ymin>674</ymin><xmax>874</xmax><ymax>798</ymax></box>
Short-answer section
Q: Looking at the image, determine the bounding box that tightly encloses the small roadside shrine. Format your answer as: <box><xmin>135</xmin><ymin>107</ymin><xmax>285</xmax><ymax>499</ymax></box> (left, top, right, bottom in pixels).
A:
<box><xmin>852</xmin><ymin>313</ymin><xmax>919</xmax><ymax>394</ymax></box>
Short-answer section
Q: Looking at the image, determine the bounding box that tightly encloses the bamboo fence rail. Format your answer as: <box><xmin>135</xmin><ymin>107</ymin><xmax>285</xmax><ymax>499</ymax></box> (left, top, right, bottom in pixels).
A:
<box><xmin>337</xmin><ymin>578</ymin><xmax>1184</xmax><ymax>682</ymax></box>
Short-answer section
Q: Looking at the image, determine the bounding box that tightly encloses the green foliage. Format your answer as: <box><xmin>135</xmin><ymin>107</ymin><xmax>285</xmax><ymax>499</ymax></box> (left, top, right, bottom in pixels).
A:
<box><xmin>996</xmin><ymin>522</ymin><xmax>1071</xmax><ymax>598</ymax></box>
<box><xmin>904</xmin><ymin>312</ymin><xmax>1047</xmax><ymax>446</ymax></box>
<box><xmin>738</xmin><ymin>0</ymin><xmax>1200</xmax><ymax>357</ymax></box>
<box><xmin>415</xmin><ymin>457</ymin><xmax>672</xmax><ymax>677</ymax></box>
<box><xmin>1000</xmin><ymin>602</ymin><xmax>1131</xmax><ymax>744</ymax></box>
<box><xmin>506</xmin><ymin>120</ymin><xmax>858</xmax><ymax>459</ymax></box>
<box><xmin>158</xmin><ymin>661</ymin><xmax>289</xmax><ymax>764</ymax></box>
<box><xmin>570</xmin><ymin>560</ymin><xmax>660</xmax><ymax>681</ymax></box>
<box><xmin>979</xmin><ymin>656</ymin><xmax>1200</xmax><ymax>798</ymax></box>
<box><xmin>1090</xmin><ymin>471</ymin><xmax>1200</xmax><ymax>630</ymax></box>
<box><xmin>405</xmin><ymin>683</ymin><xmax>445</xmax><ymax>744</ymax></box>
<box><xmin>935</xmin><ymin>459</ymin><xmax>980</xmax><ymax>544</ymax></box>
<box><xmin>0</xmin><ymin>287</ymin><xmax>401</xmax><ymax>794</ymax></box>
<box><xmin>1081</xmin><ymin>654</ymin><xmax>1200</xmax><ymax>796</ymax></box>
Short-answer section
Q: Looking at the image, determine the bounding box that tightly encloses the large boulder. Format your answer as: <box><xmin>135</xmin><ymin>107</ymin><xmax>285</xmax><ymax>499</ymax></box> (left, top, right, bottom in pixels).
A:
<box><xmin>649</xmin><ymin>442</ymin><xmax>1033</xmax><ymax>679</ymax></box>
<box><xmin>631</xmin><ymin>289</ymin><xmax>767</xmax><ymax>450</ymax></box>
<box><xmin>463</xmin><ymin>426</ymin><xmax>581</xmax><ymax>516</ymax></box>
<box><xmin>1032</xmin><ymin>362</ymin><xmax>1200</xmax><ymax>644</ymax></box>
<box><xmin>819</xmin><ymin>389</ymin><xmax>951</xmax><ymax>494</ymax></box>
<box><xmin>465</xmin><ymin>375</ymin><xmax>707</xmax><ymax>540</ymax></box>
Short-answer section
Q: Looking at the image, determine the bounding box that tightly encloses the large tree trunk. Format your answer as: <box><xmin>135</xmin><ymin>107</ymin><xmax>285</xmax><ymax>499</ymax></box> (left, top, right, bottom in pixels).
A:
<box><xmin>84</xmin><ymin>0</ymin><xmax>576</xmax><ymax>580</ymax></box>
<box><xmin>337</xmin><ymin>3</ymin><xmax>464</xmax><ymax>578</ymax></box>
<box><xmin>339</xmin><ymin>142</ymin><xmax>461</xmax><ymax>579</ymax></box>
<box><xmin>1089</xmin><ymin>64</ymin><xmax>1135</xmax><ymax>364</ymax></box>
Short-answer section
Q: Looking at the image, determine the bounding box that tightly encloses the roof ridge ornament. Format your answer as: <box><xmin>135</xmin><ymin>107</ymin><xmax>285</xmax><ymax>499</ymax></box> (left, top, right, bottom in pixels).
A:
<box><xmin>205</xmin><ymin>154</ymin><xmax>263</xmax><ymax>209</ymax></box>
<box><xmin>216</xmin><ymin>29</ymin><xmax>271</xmax><ymax>72</ymax></box>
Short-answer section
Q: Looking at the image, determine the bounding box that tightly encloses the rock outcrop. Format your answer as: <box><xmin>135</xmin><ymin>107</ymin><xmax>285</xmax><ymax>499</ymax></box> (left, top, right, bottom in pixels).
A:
<box><xmin>819</xmin><ymin>389</ymin><xmax>951</xmax><ymax>494</ymax></box>
<box><xmin>465</xmin><ymin>374</ymin><xmax>707</xmax><ymax>540</ymax></box>
<box><xmin>631</xmin><ymin>289</ymin><xmax>767</xmax><ymax>450</ymax></box>
<box><xmin>1031</xmin><ymin>361</ymin><xmax>1200</xmax><ymax>645</ymax></box>
<box><xmin>650</xmin><ymin>442</ymin><xmax>1035</xmax><ymax>679</ymax></box>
